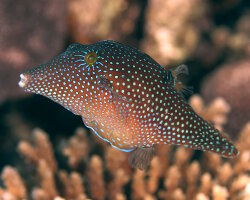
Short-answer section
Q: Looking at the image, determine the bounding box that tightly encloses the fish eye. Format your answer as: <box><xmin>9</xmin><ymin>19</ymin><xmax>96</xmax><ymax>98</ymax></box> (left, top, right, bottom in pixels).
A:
<box><xmin>85</xmin><ymin>52</ymin><xmax>98</xmax><ymax>65</ymax></box>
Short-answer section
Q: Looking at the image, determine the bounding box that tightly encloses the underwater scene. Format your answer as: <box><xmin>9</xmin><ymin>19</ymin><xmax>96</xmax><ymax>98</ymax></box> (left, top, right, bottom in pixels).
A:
<box><xmin>0</xmin><ymin>0</ymin><xmax>249</xmax><ymax>199</ymax></box>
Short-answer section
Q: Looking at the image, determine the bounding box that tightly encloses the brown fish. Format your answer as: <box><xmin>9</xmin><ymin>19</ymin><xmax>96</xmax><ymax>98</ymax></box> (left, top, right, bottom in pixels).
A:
<box><xmin>19</xmin><ymin>40</ymin><xmax>239</xmax><ymax>169</ymax></box>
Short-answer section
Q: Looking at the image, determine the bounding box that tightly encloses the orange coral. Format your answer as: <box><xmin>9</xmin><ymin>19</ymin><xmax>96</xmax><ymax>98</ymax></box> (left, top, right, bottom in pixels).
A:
<box><xmin>63</xmin><ymin>127</ymin><xmax>89</xmax><ymax>168</ymax></box>
<box><xmin>0</xmin><ymin>166</ymin><xmax>26</xmax><ymax>199</ymax></box>
<box><xmin>18</xmin><ymin>128</ymin><xmax>57</xmax><ymax>172</ymax></box>
<box><xmin>87</xmin><ymin>155</ymin><xmax>106</xmax><ymax>200</ymax></box>
<box><xmin>59</xmin><ymin>171</ymin><xmax>87</xmax><ymax>200</ymax></box>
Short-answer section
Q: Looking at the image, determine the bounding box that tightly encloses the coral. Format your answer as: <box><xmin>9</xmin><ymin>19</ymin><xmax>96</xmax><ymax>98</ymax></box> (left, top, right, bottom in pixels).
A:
<box><xmin>147</xmin><ymin>156</ymin><xmax>161</xmax><ymax>194</ymax></box>
<box><xmin>58</xmin><ymin>171</ymin><xmax>86</xmax><ymax>200</ymax></box>
<box><xmin>105</xmin><ymin>146</ymin><xmax>131</xmax><ymax>176</ymax></box>
<box><xmin>34</xmin><ymin>159</ymin><xmax>58</xmax><ymax>199</ymax></box>
<box><xmin>68</xmin><ymin>0</ymin><xmax>140</xmax><ymax>43</ymax></box>
<box><xmin>18</xmin><ymin>128</ymin><xmax>57</xmax><ymax>172</ymax></box>
<box><xmin>212</xmin><ymin>11</ymin><xmax>250</xmax><ymax>58</ymax></box>
<box><xmin>199</xmin><ymin>173</ymin><xmax>212</xmax><ymax>195</ymax></box>
<box><xmin>201</xmin><ymin>60</ymin><xmax>250</xmax><ymax>138</ymax></box>
<box><xmin>0</xmin><ymin>166</ymin><xmax>26</xmax><ymax>199</ymax></box>
<box><xmin>212</xmin><ymin>185</ymin><xmax>229</xmax><ymax>200</ymax></box>
<box><xmin>131</xmin><ymin>169</ymin><xmax>146</xmax><ymax>199</ymax></box>
<box><xmin>107</xmin><ymin>169</ymin><xmax>129</xmax><ymax>199</ymax></box>
<box><xmin>1</xmin><ymin>128</ymin><xmax>89</xmax><ymax>200</ymax></box>
<box><xmin>63</xmin><ymin>127</ymin><xmax>89</xmax><ymax>168</ymax></box>
<box><xmin>0</xmin><ymin>95</ymin><xmax>250</xmax><ymax>200</ymax></box>
<box><xmin>87</xmin><ymin>155</ymin><xmax>106</xmax><ymax>200</ymax></box>
<box><xmin>141</xmin><ymin>0</ymin><xmax>206</xmax><ymax>65</ymax></box>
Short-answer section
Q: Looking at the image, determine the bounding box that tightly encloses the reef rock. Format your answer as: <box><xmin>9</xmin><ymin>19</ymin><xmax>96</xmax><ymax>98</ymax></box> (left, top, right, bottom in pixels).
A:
<box><xmin>0</xmin><ymin>0</ymin><xmax>66</xmax><ymax>103</ymax></box>
<box><xmin>201</xmin><ymin>60</ymin><xmax>250</xmax><ymax>139</ymax></box>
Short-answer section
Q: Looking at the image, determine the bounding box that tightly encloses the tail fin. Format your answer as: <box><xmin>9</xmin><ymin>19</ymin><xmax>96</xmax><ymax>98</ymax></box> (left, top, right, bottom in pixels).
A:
<box><xmin>184</xmin><ymin>118</ymin><xmax>239</xmax><ymax>158</ymax></box>
<box><xmin>163</xmin><ymin>101</ymin><xmax>240</xmax><ymax>158</ymax></box>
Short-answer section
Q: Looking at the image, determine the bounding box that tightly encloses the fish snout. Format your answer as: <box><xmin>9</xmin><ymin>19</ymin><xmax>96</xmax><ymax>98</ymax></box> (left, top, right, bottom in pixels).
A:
<box><xmin>18</xmin><ymin>73</ymin><xmax>30</xmax><ymax>88</ymax></box>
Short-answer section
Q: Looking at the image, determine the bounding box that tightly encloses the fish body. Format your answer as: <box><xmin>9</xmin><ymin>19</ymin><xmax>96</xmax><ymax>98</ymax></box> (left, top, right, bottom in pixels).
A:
<box><xmin>19</xmin><ymin>40</ymin><xmax>239</xmax><ymax>169</ymax></box>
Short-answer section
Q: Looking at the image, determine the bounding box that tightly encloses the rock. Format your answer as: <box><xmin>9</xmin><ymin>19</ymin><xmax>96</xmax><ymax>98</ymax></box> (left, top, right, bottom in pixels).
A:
<box><xmin>0</xmin><ymin>0</ymin><xmax>66</xmax><ymax>103</ymax></box>
<box><xmin>201</xmin><ymin>60</ymin><xmax>250</xmax><ymax>139</ymax></box>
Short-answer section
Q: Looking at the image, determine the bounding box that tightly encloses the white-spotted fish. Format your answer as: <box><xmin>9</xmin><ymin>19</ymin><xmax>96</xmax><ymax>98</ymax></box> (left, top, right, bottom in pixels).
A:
<box><xmin>18</xmin><ymin>40</ymin><xmax>239</xmax><ymax>169</ymax></box>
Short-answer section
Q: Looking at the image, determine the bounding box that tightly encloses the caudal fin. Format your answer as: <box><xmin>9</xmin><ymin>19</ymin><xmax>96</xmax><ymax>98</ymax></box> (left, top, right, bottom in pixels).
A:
<box><xmin>184</xmin><ymin>120</ymin><xmax>239</xmax><ymax>158</ymax></box>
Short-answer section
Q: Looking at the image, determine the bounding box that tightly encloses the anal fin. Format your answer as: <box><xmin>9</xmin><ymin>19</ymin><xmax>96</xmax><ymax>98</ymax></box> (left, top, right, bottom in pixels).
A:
<box><xmin>128</xmin><ymin>147</ymin><xmax>155</xmax><ymax>170</ymax></box>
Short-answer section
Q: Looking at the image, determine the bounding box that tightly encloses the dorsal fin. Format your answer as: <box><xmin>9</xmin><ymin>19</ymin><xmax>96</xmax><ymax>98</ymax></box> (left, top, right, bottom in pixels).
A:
<box><xmin>170</xmin><ymin>64</ymin><xmax>193</xmax><ymax>97</ymax></box>
<box><xmin>172</xmin><ymin>64</ymin><xmax>189</xmax><ymax>77</ymax></box>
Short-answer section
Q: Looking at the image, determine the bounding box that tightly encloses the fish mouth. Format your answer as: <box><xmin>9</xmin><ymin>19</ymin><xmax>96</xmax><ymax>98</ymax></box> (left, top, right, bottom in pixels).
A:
<box><xmin>18</xmin><ymin>73</ymin><xmax>29</xmax><ymax>88</ymax></box>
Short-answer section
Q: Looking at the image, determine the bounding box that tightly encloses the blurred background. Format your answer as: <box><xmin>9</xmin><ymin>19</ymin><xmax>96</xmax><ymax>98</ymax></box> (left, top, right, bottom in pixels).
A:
<box><xmin>0</xmin><ymin>0</ymin><xmax>249</xmax><ymax>199</ymax></box>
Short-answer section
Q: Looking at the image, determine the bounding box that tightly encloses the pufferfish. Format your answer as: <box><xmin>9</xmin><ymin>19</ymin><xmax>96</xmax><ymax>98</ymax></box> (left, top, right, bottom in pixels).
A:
<box><xmin>18</xmin><ymin>40</ymin><xmax>239</xmax><ymax>169</ymax></box>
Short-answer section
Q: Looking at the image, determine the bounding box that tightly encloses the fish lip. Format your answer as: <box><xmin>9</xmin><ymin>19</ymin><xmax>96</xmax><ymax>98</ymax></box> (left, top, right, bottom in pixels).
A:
<box><xmin>18</xmin><ymin>73</ymin><xmax>28</xmax><ymax>88</ymax></box>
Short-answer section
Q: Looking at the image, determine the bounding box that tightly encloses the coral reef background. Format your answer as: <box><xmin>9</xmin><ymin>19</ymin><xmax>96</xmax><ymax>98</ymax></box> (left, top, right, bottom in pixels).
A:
<box><xmin>0</xmin><ymin>0</ymin><xmax>249</xmax><ymax>199</ymax></box>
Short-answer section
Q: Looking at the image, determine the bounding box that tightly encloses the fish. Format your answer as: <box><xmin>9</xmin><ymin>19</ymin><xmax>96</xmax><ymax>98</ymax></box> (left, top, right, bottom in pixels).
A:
<box><xmin>18</xmin><ymin>40</ymin><xmax>239</xmax><ymax>169</ymax></box>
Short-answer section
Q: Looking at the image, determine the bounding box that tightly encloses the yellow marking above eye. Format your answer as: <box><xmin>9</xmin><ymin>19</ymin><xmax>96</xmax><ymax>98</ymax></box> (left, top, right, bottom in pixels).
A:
<box><xmin>85</xmin><ymin>52</ymin><xmax>98</xmax><ymax>65</ymax></box>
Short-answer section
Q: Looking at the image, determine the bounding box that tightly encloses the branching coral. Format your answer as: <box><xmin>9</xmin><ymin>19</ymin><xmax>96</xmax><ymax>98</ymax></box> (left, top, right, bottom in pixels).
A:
<box><xmin>0</xmin><ymin>166</ymin><xmax>27</xmax><ymax>200</ymax></box>
<box><xmin>63</xmin><ymin>127</ymin><xmax>90</xmax><ymax>168</ymax></box>
<box><xmin>141</xmin><ymin>0</ymin><xmax>206</xmax><ymax>65</ymax></box>
<box><xmin>87</xmin><ymin>155</ymin><xmax>106</xmax><ymax>200</ymax></box>
<box><xmin>68</xmin><ymin>0</ymin><xmax>140</xmax><ymax>43</ymax></box>
<box><xmin>58</xmin><ymin>171</ymin><xmax>86</xmax><ymax>200</ymax></box>
<box><xmin>18</xmin><ymin>128</ymin><xmax>57</xmax><ymax>172</ymax></box>
<box><xmin>0</xmin><ymin>95</ymin><xmax>249</xmax><ymax>200</ymax></box>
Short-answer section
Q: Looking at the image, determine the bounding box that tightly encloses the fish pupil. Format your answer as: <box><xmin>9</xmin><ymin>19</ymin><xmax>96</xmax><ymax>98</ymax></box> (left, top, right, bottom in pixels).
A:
<box><xmin>85</xmin><ymin>52</ymin><xmax>97</xmax><ymax>65</ymax></box>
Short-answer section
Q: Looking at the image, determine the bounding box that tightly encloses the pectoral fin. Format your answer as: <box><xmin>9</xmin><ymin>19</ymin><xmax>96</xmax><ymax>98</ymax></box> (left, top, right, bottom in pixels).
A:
<box><xmin>97</xmin><ymin>75</ymin><xmax>130</xmax><ymax>127</ymax></box>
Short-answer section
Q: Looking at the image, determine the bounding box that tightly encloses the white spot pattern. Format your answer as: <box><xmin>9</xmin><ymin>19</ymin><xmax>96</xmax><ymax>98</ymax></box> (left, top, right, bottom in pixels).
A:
<box><xmin>20</xmin><ymin>40</ymin><xmax>238</xmax><ymax>157</ymax></box>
